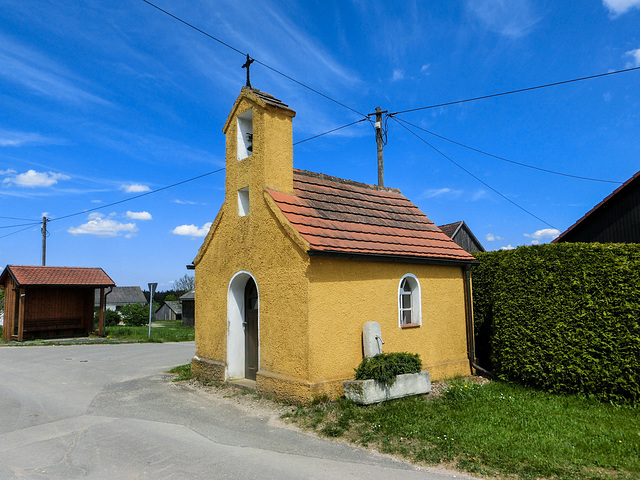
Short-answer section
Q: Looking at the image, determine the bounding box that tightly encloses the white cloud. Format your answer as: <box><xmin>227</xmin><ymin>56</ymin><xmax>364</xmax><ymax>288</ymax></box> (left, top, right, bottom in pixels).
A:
<box><xmin>603</xmin><ymin>0</ymin><xmax>640</xmax><ymax>15</ymax></box>
<box><xmin>486</xmin><ymin>233</ymin><xmax>503</xmax><ymax>242</ymax></box>
<box><xmin>422</xmin><ymin>188</ymin><xmax>463</xmax><ymax>199</ymax></box>
<box><xmin>420</xmin><ymin>64</ymin><xmax>430</xmax><ymax>75</ymax></box>
<box><xmin>472</xmin><ymin>189</ymin><xmax>488</xmax><ymax>201</ymax></box>
<box><xmin>0</xmin><ymin>130</ymin><xmax>61</xmax><ymax>147</ymax></box>
<box><xmin>500</xmin><ymin>244</ymin><xmax>516</xmax><ymax>250</ymax></box>
<box><xmin>68</xmin><ymin>213</ymin><xmax>138</xmax><ymax>238</ymax></box>
<box><xmin>524</xmin><ymin>228</ymin><xmax>560</xmax><ymax>243</ymax></box>
<box><xmin>121</xmin><ymin>183</ymin><xmax>150</xmax><ymax>193</ymax></box>
<box><xmin>172</xmin><ymin>222</ymin><xmax>213</xmax><ymax>238</ymax></box>
<box><xmin>0</xmin><ymin>33</ymin><xmax>111</xmax><ymax>106</ymax></box>
<box><xmin>3</xmin><ymin>169</ymin><xmax>70</xmax><ymax>188</ymax></box>
<box><xmin>465</xmin><ymin>0</ymin><xmax>541</xmax><ymax>38</ymax></box>
<box><xmin>126</xmin><ymin>211</ymin><xmax>152</xmax><ymax>221</ymax></box>
<box><xmin>392</xmin><ymin>69</ymin><xmax>405</xmax><ymax>81</ymax></box>
<box><xmin>625</xmin><ymin>48</ymin><xmax>640</xmax><ymax>67</ymax></box>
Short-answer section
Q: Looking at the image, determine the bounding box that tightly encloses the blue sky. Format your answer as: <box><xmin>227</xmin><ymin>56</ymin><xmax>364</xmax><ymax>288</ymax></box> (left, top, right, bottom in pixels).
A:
<box><xmin>1</xmin><ymin>0</ymin><xmax>639</xmax><ymax>290</ymax></box>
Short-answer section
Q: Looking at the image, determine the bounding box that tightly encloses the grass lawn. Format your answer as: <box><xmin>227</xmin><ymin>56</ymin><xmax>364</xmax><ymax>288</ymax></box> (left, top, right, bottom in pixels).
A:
<box><xmin>105</xmin><ymin>320</ymin><xmax>194</xmax><ymax>342</ymax></box>
<box><xmin>283</xmin><ymin>379</ymin><xmax>639</xmax><ymax>480</ymax></box>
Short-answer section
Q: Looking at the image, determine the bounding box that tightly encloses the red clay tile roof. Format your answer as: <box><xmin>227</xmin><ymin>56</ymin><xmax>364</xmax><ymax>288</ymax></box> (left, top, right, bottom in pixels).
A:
<box><xmin>266</xmin><ymin>170</ymin><xmax>475</xmax><ymax>263</ymax></box>
<box><xmin>0</xmin><ymin>265</ymin><xmax>115</xmax><ymax>287</ymax></box>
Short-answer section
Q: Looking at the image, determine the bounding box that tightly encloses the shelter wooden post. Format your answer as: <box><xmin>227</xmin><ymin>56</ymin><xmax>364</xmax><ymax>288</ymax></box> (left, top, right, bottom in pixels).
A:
<box><xmin>98</xmin><ymin>287</ymin><xmax>105</xmax><ymax>336</ymax></box>
<box><xmin>17</xmin><ymin>288</ymin><xmax>25</xmax><ymax>342</ymax></box>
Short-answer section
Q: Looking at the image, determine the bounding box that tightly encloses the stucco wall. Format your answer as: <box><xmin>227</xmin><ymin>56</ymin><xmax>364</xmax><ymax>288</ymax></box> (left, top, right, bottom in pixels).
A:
<box><xmin>307</xmin><ymin>258</ymin><xmax>471</xmax><ymax>393</ymax></box>
<box><xmin>194</xmin><ymin>91</ymin><xmax>313</xmax><ymax>398</ymax></box>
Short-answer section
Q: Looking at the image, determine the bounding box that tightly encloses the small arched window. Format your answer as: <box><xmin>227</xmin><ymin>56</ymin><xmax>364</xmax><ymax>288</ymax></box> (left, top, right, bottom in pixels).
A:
<box><xmin>398</xmin><ymin>274</ymin><xmax>422</xmax><ymax>328</ymax></box>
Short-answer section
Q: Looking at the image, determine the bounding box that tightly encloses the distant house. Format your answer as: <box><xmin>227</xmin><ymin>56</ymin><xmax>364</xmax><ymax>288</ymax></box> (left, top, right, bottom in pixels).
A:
<box><xmin>180</xmin><ymin>290</ymin><xmax>195</xmax><ymax>327</ymax></box>
<box><xmin>438</xmin><ymin>221</ymin><xmax>485</xmax><ymax>253</ymax></box>
<box><xmin>0</xmin><ymin>265</ymin><xmax>115</xmax><ymax>341</ymax></box>
<box><xmin>554</xmin><ymin>170</ymin><xmax>640</xmax><ymax>243</ymax></box>
<box><xmin>94</xmin><ymin>286</ymin><xmax>147</xmax><ymax>311</ymax></box>
<box><xmin>155</xmin><ymin>300</ymin><xmax>182</xmax><ymax>321</ymax></box>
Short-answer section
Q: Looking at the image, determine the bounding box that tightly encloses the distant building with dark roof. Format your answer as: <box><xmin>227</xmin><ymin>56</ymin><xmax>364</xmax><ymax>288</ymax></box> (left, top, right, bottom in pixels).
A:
<box><xmin>180</xmin><ymin>290</ymin><xmax>195</xmax><ymax>327</ymax></box>
<box><xmin>554</xmin><ymin>170</ymin><xmax>640</xmax><ymax>243</ymax></box>
<box><xmin>155</xmin><ymin>300</ymin><xmax>182</xmax><ymax>321</ymax></box>
<box><xmin>438</xmin><ymin>221</ymin><xmax>485</xmax><ymax>253</ymax></box>
<box><xmin>94</xmin><ymin>286</ymin><xmax>147</xmax><ymax>311</ymax></box>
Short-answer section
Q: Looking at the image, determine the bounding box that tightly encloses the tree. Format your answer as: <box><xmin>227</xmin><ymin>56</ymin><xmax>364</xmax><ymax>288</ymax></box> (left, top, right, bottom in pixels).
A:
<box><xmin>174</xmin><ymin>274</ymin><xmax>195</xmax><ymax>295</ymax></box>
<box><xmin>120</xmin><ymin>303</ymin><xmax>149</xmax><ymax>326</ymax></box>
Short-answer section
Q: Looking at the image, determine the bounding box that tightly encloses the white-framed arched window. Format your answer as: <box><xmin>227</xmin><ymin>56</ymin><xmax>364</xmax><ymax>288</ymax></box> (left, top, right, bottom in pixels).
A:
<box><xmin>398</xmin><ymin>274</ymin><xmax>422</xmax><ymax>328</ymax></box>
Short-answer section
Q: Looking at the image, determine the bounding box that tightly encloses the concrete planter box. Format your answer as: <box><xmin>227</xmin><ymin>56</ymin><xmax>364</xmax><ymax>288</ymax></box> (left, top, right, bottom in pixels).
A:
<box><xmin>343</xmin><ymin>371</ymin><xmax>431</xmax><ymax>405</ymax></box>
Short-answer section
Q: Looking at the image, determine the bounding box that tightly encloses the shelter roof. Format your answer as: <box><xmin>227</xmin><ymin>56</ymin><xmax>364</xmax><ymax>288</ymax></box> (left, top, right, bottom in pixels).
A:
<box><xmin>266</xmin><ymin>170</ymin><xmax>475</xmax><ymax>264</ymax></box>
<box><xmin>0</xmin><ymin>265</ymin><xmax>115</xmax><ymax>288</ymax></box>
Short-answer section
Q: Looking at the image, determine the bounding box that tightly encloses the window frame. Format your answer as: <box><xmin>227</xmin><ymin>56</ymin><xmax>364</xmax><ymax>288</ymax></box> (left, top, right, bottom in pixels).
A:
<box><xmin>398</xmin><ymin>274</ymin><xmax>422</xmax><ymax>328</ymax></box>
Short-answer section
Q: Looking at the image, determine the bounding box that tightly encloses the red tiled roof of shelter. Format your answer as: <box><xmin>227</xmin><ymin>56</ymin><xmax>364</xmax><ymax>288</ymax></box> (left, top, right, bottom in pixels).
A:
<box><xmin>0</xmin><ymin>265</ymin><xmax>115</xmax><ymax>287</ymax></box>
<box><xmin>266</xmin><ymin>170</ymin><xmax>475</xmax><ymax>263</ymax></box>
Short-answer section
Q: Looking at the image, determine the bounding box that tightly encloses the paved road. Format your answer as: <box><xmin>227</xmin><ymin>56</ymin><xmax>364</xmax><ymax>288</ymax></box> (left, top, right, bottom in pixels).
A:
<box><xmin>0</xmin><ymin>343</ymin><xmax>476</xmax><ymax>479</ymax></box>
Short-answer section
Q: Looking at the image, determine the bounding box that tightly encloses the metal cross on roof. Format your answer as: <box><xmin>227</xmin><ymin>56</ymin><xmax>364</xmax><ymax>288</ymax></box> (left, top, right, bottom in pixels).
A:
<box><xmin>242</xmin><ymin>54</ymin><xmax>255</xmax><ymax>88</ymax></box>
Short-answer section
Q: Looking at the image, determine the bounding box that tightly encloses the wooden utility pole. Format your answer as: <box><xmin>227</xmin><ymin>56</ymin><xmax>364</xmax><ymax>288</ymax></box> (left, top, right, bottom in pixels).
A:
<box><xmin>369</xmin><ymin>107</ymin><xmax>388</xmax><ymax>187</ymax></box>
<box><xmin>41</xmin><ymin>216</ymin><xmax>48</xmax><ymax>266</ymax></box>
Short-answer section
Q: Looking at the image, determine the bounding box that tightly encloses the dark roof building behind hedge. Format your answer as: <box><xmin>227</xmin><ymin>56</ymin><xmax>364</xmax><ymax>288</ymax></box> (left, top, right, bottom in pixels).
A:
<box><xmin>554</xmin><ymin>170</ymin><xmax>640</xmax><ymax>243</ymax></box>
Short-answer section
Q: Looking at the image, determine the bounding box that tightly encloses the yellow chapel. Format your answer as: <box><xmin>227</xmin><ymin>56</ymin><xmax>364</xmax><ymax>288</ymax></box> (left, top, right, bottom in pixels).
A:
<box><xmin>192</xmin><ymin>87</ymin><xmax>477</xmax><ymax>403</ymax></box>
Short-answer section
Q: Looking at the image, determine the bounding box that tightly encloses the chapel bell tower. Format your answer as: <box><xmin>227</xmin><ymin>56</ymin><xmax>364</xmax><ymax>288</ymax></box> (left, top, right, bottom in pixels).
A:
<box><xmin>222</xmin><ymin>87</ymin><xmax>297</xmax><ymax>214</ymax></box>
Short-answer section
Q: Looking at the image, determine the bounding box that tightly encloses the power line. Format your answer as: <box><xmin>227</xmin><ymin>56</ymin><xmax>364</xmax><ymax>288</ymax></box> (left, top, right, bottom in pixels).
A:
<box><xmin>0</xmin><ymin>215</ymin><xmax>39</xmax><ymax>222</ymax></box>
<box><xmin>0</xmin><ymin>224</ymin><xmax>38</xmax><ymax>240</ymax></box>
<box><xmin>392</xmin><ymin>117</ymin><xmax>622</xmax><ymax>184</ymax></box>
<box><xmin>0</xmin><ymin>221</ymin><xmax>41</xmax><ymax>230</ymax></box>
<box><xmin>140</xmin><ymin>0</ymin><xmax>368</xmax><ymax>119</ymax></box>
<box><xmin>390</xmin><ymin>117</ymin><xmax>556</xmax><ymax>229</ymax></box>
<box><xmin>50</xmin><ymin>168</ymin><xmax>225</xmax><ymax>223</ymax></box>
<box><xmin>293</xmin><ymin>119</ymin><xmax>367</xmax><ymax>145</ymax></box>
<box><xmin>389</xmin><ymin>66</ymin><xmax>640</xmax><ymax>116</ymax></box>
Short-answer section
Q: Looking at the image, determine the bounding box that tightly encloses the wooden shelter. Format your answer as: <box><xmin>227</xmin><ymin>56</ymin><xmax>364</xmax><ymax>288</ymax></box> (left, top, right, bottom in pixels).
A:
<box><xmin>0</xmin><ymin>265</ymin><xmax>115</xmax><ymax>341</ymax></box>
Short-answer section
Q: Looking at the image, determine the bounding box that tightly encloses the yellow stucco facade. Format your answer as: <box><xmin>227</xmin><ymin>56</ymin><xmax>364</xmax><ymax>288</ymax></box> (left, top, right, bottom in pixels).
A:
<box><xmin>192</xmin><ymin>88</ymin><xmax>473</xmax><ymax>403</ymax></box>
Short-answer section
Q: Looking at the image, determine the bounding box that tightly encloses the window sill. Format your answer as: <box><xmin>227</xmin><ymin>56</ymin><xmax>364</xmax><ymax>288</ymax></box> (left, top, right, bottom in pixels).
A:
<box><xmin>400</xmin><ymin>323</ymin><xmax>420</xmax><ymax>329</ymax></box>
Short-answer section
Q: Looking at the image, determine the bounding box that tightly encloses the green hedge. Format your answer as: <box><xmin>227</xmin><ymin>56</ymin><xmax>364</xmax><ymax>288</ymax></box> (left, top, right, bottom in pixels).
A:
<box><xmin>472</xmin><ymin>243</ymin><xmax>640</xmax><ymax>404</ymax></box>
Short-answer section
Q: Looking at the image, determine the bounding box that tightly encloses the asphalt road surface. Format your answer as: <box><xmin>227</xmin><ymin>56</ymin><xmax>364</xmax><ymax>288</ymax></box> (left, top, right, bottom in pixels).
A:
<box><xmin>0</xmin><ymin>342</ymin><xmax>477</xmax><ymax>479</ymax></box>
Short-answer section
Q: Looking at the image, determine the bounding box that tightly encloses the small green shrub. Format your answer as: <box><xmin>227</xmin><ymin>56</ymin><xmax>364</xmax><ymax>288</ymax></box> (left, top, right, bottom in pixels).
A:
<box><xmin>354</xmin><ymin>352</ymin><xmax>422</xmax><ymax>386</ymax></box>
<box><xmin>120</xmin><ymin>303</ymin><xmax>149</xmax><ymax>326</ymax></box>
<box><xmin>94</xmin><ymin>309</ymin><xmax>122</xmax><ymax>327</ymax></box>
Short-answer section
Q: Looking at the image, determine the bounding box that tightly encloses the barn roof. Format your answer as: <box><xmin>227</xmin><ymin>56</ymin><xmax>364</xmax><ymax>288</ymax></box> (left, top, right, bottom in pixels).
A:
<box><xmin>553</xmin><ymin>170</ymin><xmax>640</xmax><ymax>243</ymax></box>
<box><xmin>266</xmin><ymin>170</ymin><xmax>475</xmax><ymax>264</ymax></box>
<box><xmin>0</xmin><ymin>265</ymin><xmax>115</xmax><ymax>288</ymax></box>
<box><xmin>94</xmin><ymin>286</ymin><xmax>146</xmax><ymax>306</ymax></box>
<box><xmin>157</xmin><ymin>300</ymin><xmax>182</xmax><ymax>315</ymax></box>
